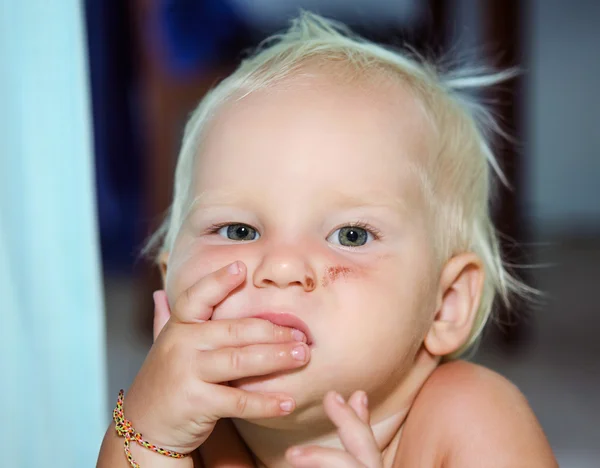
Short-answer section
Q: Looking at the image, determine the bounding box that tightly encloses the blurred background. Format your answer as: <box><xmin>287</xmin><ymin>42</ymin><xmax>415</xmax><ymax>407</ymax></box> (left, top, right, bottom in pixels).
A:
<box><xmin>92</xmin><ymin>1</ymin><xmax>599</xmax><ymax>466</ymax></box>
<box><xmin>93</xmin><ymin>0</ymin><xmax>600</xmax><ymax>465</ymax></box>
<box><xmin>1</xmin><ymin>0</ymin><xmax>598</xmax><ymax>466</ymax></box>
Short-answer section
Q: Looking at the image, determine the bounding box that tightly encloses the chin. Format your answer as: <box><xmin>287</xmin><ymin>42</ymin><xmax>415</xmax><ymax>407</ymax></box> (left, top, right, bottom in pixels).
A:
<box><xmin>232</xmin><ymin>368</ymin><xmax>331</xmax><ymax>418</ymax></box>
<box><xmin>242</xmin><ymin>404</ymin><xmax>328</xmax><ymax>430</ymax></box>
<box><xmin>235</xmin><ymin>385</ymin><xmax>329</xmax><ymax>430</ymax></box>
<box><xmin>229</xmin><ymin>368</ymin><xmax>301</xmax><ymax>393</ymax></box>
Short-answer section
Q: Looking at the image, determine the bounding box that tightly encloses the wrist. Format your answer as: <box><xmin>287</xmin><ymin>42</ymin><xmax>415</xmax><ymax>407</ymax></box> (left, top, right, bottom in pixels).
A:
<box><xmin>128</xmin><ymin>442</ymin><xmax>196</xmax><ymax>467</ymax></box>
<box><xmin>111</xmin><ymin>389</ymin><xmax>195</xmax><ymax>466</ymax></box>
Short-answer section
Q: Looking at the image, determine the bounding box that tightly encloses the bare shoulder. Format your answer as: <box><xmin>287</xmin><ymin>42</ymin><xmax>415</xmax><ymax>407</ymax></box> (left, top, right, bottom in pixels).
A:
<box><xmin>398</xmin><ymin>361</ymin><xmax>558</xmax><ymax>467</ymax></box>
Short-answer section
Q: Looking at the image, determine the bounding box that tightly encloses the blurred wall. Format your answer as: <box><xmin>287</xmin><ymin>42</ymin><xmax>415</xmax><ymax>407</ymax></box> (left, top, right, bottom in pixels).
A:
<box><xmin>454</xmin><ymin>0</ymin><xmax>600</xmax><ymax>240</ymax></box>
<box><xmin>229</xmin><ymin>0</ymin><xmax>422</xmax><ymax>29</ymax></box>
<box><xmin>526</xmin><ymin>0</ymin><xmax>600</xmax><ymax>238</ymax></box>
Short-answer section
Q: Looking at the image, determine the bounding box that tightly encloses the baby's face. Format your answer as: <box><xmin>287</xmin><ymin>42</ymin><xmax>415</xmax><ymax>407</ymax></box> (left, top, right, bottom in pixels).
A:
<box><xmin>166</xmin><ymin>73</ymin><xmax>439</xmax><ymax>421</ymax></box>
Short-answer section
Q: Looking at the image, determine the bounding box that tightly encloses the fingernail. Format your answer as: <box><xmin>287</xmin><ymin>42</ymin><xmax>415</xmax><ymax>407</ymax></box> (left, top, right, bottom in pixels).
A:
<box><xmin>227</xmin><ymin>261</ymin><xmax>240</xmax><ymax>275</ymax></box>
<box><xmin>291</xmin><ymin>345</ymin><xmax>306</xmax><ymax>361</ymax></box>
<box><xmin>280</xmin><ymin>399</ymin><xmax>294</xmax><ymax>412</ymax></box>
<box><xmin>362</xmin><ymin>392</ymin><xmax>368</xmax><ymax>408</ymax></box>
<box><xmin>291</xmin><ymin>328</ymin><xmax>307</xmax><ymax>343</ymax></box>
<box><xmin>335</xmin><ymin>392</ymin><xmax>345</xmax><ymax>404</ymax></box>
<box><xmin>289</xmin><ymin>447</ymin><xmax>305</xmax><ymax>457</ymax></box>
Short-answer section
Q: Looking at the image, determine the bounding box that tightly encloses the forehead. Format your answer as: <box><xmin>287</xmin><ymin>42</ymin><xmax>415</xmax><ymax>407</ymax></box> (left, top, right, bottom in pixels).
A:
<box><xmin>194</xmin><ymin>72</ymin><xmax>434</xmax><ymax>206</ymax></box>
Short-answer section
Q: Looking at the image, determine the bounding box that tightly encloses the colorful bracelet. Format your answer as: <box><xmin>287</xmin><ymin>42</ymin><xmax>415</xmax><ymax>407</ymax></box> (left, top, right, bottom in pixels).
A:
<box><xmin>113</xmin><ymin>389</ymin><xmax>190</xmax><ymax>468</ymax></box>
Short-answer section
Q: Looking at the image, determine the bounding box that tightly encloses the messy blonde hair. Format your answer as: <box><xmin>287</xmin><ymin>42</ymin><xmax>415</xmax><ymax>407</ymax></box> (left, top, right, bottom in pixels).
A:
<box><xmin>144</xmin><ymin>11</ymin><xmax>533</xmax><ymax>358</ymax></box>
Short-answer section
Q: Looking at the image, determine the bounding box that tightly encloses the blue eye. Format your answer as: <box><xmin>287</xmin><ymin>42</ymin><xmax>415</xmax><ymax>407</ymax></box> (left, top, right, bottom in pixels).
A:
<box><xmin>215</xmin><ymin>224</ymin><xmax>260</xmax><ymax>241</ymax></box>
<box><xmin>327</xmin><ymin>226</ymin><xmax>374</xmax><ymax>247</ymax></box>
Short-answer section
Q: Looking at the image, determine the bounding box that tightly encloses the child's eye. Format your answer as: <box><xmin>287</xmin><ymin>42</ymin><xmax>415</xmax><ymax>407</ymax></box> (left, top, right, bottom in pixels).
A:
<box><xmin>327</xmin><ymin>224</ymin><xmax>378</xmax><ymax>247</ymax></box>
<box><xmin>209</xmin><ymin>223</ymin><xmax>260</xmax><ymax>241</ymax></box>
<box><xmin>206</xmin><ymin>222</ymin><xmax>379</xmax><ymax>246</ymax></box>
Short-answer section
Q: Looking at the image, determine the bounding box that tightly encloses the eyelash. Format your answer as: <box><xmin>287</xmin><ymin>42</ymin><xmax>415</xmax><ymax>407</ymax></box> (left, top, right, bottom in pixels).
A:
<box><xmin>205</xmin><ymin>222</ymin><xmax>241</xmax><ymax>236</ymax></box>
<box><xmin>204</xmin><ymin>220</ymin><xmax>383</xmax><ymax>241</ymax></box>
<box><xmin>340</xmin><ymin>220</ymin><xmax>383</xmax><ymax>240</ymax></box>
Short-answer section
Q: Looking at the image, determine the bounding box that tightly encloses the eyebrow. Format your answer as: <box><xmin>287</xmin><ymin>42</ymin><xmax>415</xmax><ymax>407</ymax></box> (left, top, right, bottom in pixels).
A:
<box><xmin>328</xmin><ymin>190</ymin><xmax>409</xmax><ymax>213</ymax></box>
<box><xmin>188</xmin><ymin>190</ymin><xmax>246</xmax><ymax>209</ymax></box>
<box><xmin>187</xmin><ymin>189</ymin><xmax>408</xmax><ymax>214</ymax></box>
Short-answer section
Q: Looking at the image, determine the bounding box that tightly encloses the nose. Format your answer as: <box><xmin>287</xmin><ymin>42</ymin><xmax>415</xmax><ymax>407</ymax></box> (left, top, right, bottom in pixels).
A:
<box><xmin>252</xmin><ymin>247</ymin><xmax>317</xmax><ymax>292</ymax></box>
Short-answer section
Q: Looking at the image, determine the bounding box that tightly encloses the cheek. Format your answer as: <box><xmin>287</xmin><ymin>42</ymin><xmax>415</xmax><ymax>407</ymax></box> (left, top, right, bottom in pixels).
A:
<box><xmin>328</xmin><ymin>256</ymin><xmax>435</xmax><ymax>350</ymax></box>
<box><xmin>320</xmin><ymin>280</ymin><xmax>433</xmax><ymax>390</ymax></box>
<box><xmin>321</xmin><ymin>265</ymin><xmax>353</xmax><ymax>286</ymax></box>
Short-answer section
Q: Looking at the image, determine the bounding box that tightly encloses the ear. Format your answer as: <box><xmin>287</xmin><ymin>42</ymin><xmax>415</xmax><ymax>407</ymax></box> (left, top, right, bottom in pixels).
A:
<box><xmin>158</xmin><ymin>251</ymin><xmax>169</xmax><ymax>286</ymax></box>
<box><xmin>424</xmin><ymin>252</ymin><xmax>485</xmax><ymax>357</ymax></box>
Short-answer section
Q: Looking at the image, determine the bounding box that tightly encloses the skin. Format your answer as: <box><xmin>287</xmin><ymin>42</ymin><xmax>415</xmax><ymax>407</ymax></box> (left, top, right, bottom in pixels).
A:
<box><xmin>156</xmin><ymin>70</ymin><xmax>556</xmax><ymax>467</ymax></box>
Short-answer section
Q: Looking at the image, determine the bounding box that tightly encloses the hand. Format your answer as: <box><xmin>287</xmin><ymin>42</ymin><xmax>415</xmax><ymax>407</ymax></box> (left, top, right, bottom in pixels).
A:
<box><xmin>122</xmin><ymin>261</ymin><xmax>311</xmax><ymax>454</ymax></box>
<box><xmin>286</xmin><ymin>391</ymin><xmax>383</xmax><ymax>468</ymax></box>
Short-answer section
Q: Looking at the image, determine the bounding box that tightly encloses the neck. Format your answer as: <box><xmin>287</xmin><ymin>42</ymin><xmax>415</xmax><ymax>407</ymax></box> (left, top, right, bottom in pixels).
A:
<box><xmin>234</xmin><ymin>350</ymin><xmax>438</xmax><ymax>468</ymax></box>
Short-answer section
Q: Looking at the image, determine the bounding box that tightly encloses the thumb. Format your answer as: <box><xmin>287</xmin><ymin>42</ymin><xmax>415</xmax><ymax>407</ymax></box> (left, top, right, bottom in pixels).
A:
<box><xmin>153</xmin><ymin>290</ymin><xmax>171</xmax><ymax>342</ymax></box>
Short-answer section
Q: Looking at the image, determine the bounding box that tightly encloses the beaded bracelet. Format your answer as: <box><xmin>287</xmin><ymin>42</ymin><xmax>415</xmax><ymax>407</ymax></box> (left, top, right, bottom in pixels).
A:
<box><xmin>113</xmin><ymin>389</ymin><xmax>190</xmax><ymax>468</ymax></box>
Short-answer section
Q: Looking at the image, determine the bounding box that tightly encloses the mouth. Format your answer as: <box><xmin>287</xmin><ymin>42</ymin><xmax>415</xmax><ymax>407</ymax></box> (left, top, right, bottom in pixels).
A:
<box><xmin>250</xmin><ymin>312</ymin><xmax>314</xmax><ymax>345</ymax></box>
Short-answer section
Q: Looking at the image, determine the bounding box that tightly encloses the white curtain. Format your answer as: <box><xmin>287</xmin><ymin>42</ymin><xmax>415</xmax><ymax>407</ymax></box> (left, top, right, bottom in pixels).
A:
<box><xmin>0</xmin><ymin>2</ymin><xmax>107</xmax><ymax>467</ymax></box>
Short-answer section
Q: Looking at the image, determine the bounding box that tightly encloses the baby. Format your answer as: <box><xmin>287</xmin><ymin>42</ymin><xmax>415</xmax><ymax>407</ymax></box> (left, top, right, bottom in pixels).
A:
<box><xmin>98</xmin><ymin>12</ymin><xmax>557</xmax><ymax>468</ymax></box>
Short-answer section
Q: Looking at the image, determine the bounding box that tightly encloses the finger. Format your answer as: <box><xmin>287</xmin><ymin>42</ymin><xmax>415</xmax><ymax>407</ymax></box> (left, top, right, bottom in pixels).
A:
<box><xmin>347</xmin><ymin>390</ymin><xmax>370</xmax><ymax>425</ymax></box>
<box><xmin>153</xmin><ymin>290</ymin><xmax>171</xmax><ymax>342</ymax></box>
<box><xmin>323</xmin><ymin>392</ymin><xmax>381</xmax><ymax>468</ymax></box>
<box><xmin>196</xmin><ymin>342</ymin><xmax>310</xmax><ymax>383</ymax></box>
<box><xmin>172</xmin><ymin>261</ymin><xmax>246</xmax><ymax>322</ymax></box>
<box><xmin>177</xmin><ymin>317</ymin><xmax>307</xmax><ymax>351</ymax></box>
<box><xmin>208</xmin><ymin>384</ymin><xmax>296</xmax><ymax>420</ymax></box>
<box><xmin>286</xmin><ymin>445</ymin><xmax>364</xmax><ymax>468</ymax></box>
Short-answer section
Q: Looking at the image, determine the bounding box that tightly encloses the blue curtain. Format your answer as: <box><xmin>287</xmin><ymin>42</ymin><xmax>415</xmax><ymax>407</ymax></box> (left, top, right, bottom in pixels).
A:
<box><xmin>0</xmin><ymin>2</ymin><xmax>107</xmax><ymax>467</ymax></box>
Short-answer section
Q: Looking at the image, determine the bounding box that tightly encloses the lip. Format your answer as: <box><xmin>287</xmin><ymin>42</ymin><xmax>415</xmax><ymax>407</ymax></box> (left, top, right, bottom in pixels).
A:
<box><xmin>251</xmin><ymin>312</ymin><xmax>314</xmax><ymax>345</ymax></box>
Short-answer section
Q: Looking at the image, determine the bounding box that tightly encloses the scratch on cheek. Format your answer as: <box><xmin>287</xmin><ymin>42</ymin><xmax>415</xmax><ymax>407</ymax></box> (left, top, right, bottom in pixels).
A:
<box><xmin>321</xmin><ymin>265</ymin><xmax>352</xmax><ymax>287</ymax></box>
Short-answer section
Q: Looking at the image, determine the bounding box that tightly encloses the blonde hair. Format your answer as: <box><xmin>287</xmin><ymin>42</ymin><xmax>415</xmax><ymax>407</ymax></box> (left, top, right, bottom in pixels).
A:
<box><xmin>144</xmin><ymin>11</ymin><xmax>533</xmax><ymax>358</ymax></box>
